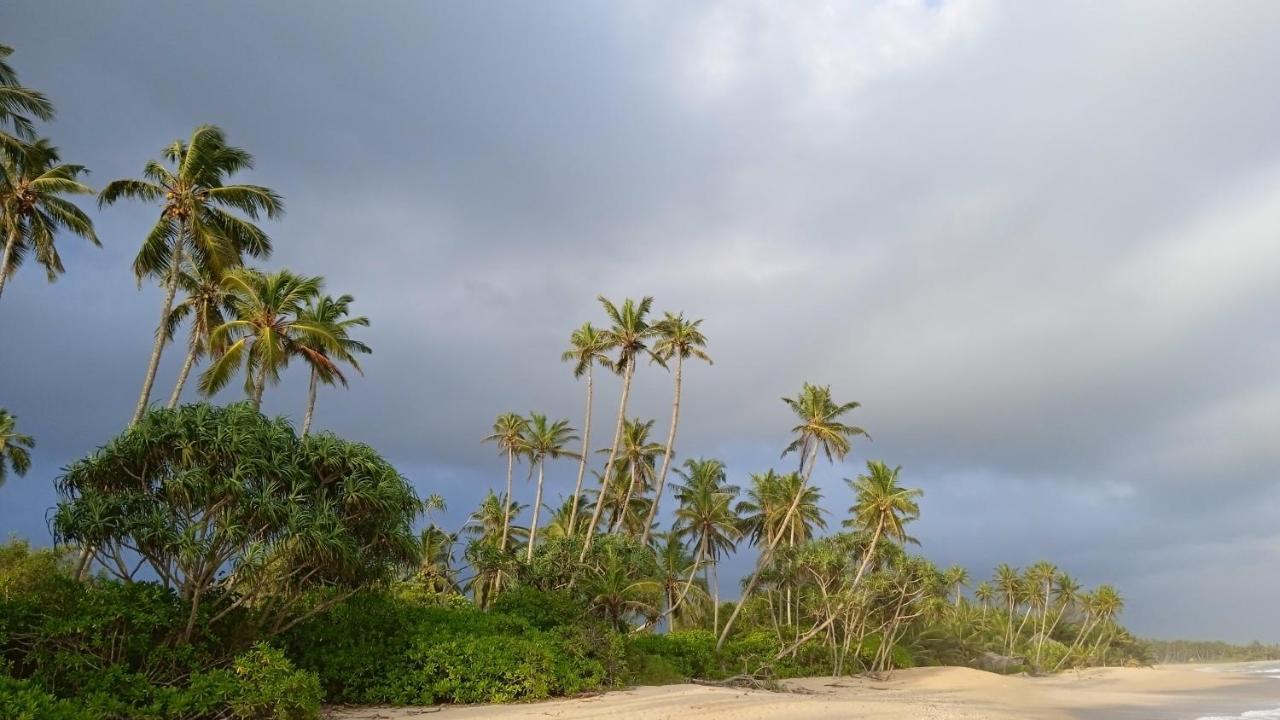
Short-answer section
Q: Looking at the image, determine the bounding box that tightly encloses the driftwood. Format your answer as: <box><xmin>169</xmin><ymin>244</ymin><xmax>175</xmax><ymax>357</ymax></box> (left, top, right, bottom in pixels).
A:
<box><xmin>689</xmin><ymin>674</ymin><xmax>816</xmax><ymax>695</ymax></box>
<box><xmin>972</xmin><ymin>651</ymin><xmax>1027</xmax><ymax>674</ymax></box>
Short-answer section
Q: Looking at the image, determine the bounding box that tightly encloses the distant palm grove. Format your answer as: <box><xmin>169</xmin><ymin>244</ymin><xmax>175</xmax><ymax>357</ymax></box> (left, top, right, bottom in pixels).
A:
<box><xmin>0</xmin><ymin>42</ymin><xmax>1182</xmax><ymax>720</ymax></box>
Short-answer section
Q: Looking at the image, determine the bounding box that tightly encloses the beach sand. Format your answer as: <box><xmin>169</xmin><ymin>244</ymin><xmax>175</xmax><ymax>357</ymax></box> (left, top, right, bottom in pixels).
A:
<box><xmin>327</xmin><ymin>666</ymin><xmax>1280</xmax><ymax>720</ymax></box>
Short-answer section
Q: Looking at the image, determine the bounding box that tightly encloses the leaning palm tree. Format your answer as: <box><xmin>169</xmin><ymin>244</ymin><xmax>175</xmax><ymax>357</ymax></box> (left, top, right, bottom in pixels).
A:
<box><xmin>843</xmin><ymin>461</ymin><xmax>921</xmax><ymax>586</ymax></box>
<box><xmin>718</xmin><ymin>383</ymin><xmax>867</xmax><ymax>651</ymax></box>
<box><xmin>580</xmin><ymin>296</ymin><xmax>658</xmax><ymax>560</ymax></box>
<box><xmin>561</xmin><ymin>322</ymin><xmax>610</xmax><ymax>536</ymax></box>
<box><xmin>483</xmin><ymin>412</ymin><xmax>529</xmax><ymax>554</ymax></box>
<box><xmin>198</xmin><ymin>268</ymin><xmax>328</xmax><ymax>409</ymax></box>
<box><xmin>0</xmin><ymin>409</ymin><xmax>34</xmax><ymax>487</ymax></box>
<box><xmin>0</xmin><ymin>139</ymin><xmax>97</xmax><ymax>300</ymax></box>
<box><xmin>606</xmin><ymin>417</ymin><xmax>663</xmax><ymax>536</ymax></box>
<box><xmin>163</xmin><ymin>262</ymin><xmax>234</xmax><ymax>407</ymax></box>
<box><xmin>642</xmin><ymin>312</ymin><xmax>711</xmax><ymax>545</ymax></box>
<box><xmin>99</xmin><ymin>125</ymin><xmax>282</xmax><ymax>425</ymax></box>
<box><xmin>654</xmin><ymin>533</ymin><xmax>710</xmax><ymax>630</ymax></box>
<box><xmin>295</xmin><ymin>294</ymin><xmax>371</xmax><ymax>435</ymax></box>
<box><xmin>519</xmin><ymin>413</ymin><xmax>579</xmax><ymax>560</ymax></box>
<box><xmin>0</xmin><ymin>45</ymin><xmax>54</xmax><ymax>153</ymax></box>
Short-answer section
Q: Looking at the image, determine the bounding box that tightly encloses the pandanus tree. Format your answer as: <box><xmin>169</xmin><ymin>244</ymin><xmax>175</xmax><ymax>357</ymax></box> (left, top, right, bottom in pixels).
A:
<box><xmin>295</xmin><ymin>294</ymin><xmax>371</xmax><ymax>436</ymax></box>
<box><xmin>561</xmin><ymin>322</ymin><xmax>610</xmax><ymax>537</ymax></box>
<box><xmin>164</xmin><ymin>262</ymin><xmax>233</xmax><ymax>407</ymax></box>
<box><xmin>642</xmin><ymin>312</ymin><xmax>711</xmax><ymax>546</ymax></box>
<box><xmin>99</xmin><ymin>125</ymin><xmax>282</xmax><ymax>425</ymax></box>
<box><xmin>199</xmin><ymin>268</ymin><xmax>331</xmax><ymax>410</ymax></box>
<box><xmin>519</xmin><ymin>413</ymin><xmax>579</xmax><ymax>560</ymax></box>
<box><xmin>0</xmin><ymin>408</ymin><xmax>34</xmax><ymax>487</ymax></box>
<box><xmin>482</xmin><ymin>412</ymin><xmax>529</xmax><ymax>555</ymax></box>
<box><xmin>0</xmin><ymin>139</ymin><xmax>97</xmax><ymax>301</ymax></box>
<box><xmin>0</xmin><ymin>45</ymin><xmax>53</xmax><ymax>153</ymax></box>
<box><xmin>580</xmin><ymin>296</ymin><xmax>658</xmax><ymax>560</ymax></box>
<box><xmin>718</xmin><ymin>383</ymin><xmax>865</xmax><ymax>651</ymax></box>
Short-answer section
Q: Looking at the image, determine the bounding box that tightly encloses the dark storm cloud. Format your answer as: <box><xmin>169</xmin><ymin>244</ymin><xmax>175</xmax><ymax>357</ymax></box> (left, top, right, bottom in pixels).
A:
<box><xmin>2</xmin><ymin>1</ymin><xmax>1279</xmax><ymax>641</ymax></box>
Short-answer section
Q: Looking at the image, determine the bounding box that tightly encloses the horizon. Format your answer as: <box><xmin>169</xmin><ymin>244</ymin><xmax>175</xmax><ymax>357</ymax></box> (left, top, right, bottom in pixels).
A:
<box><xmin>2</xmin><ymin>1</ymin><xmax>1279</xmax><ymax>644</ymax></box>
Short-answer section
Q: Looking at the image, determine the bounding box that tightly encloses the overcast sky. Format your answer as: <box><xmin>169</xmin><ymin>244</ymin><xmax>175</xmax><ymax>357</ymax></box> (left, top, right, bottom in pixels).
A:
<box><xmin>2</xmin><ymin>1</ymin><xmax>1279</xmax><ymax>642</ymax></box>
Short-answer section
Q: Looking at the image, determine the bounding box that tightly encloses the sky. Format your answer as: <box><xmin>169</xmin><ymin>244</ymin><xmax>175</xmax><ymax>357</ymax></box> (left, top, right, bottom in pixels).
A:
<box><xmin>2</xmin><ymin>1</ymin><xmax>1279</xmax><ymax>642</ymax></box>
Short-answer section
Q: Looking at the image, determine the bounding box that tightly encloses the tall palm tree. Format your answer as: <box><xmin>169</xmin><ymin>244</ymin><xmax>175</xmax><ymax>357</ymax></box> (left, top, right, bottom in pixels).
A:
<box><xmin>199</xmin><ymin>268</ymin><xmax>328</xmax><ymax>409</ymax></box>
<box><xmin>483</xmin><ymin>412</ymin><xmax>529</xmax><ymax>555</ymax></box>
<box><xmin>580</xmin><ymin>296</ymin><xmax>657</xmax><ymax>560</ymax></box>
<box><xmin>99</xmin><ymin>125</ymin><xmax>282</xmax><ymax>425</ymax></box>
<box><xmin>671</xmin><ymin>458</ymin><xmax>740</xmax><ymax>632</ymax></box>
<box><xmin>0</xmin><ymin>409</ymin><xmax>34</xmax><ymax>487</ymax></box>
<box><xmin>1025</xmin><ymin>560</ymin><xmax>1058</xmax><ymax>666</ymax></box>
<box><xmin>942</xmin><ymin>565</ymin><xmax>970</xmax><ymax>606</ymax></box>
<box><xmin>843</xmin><ymin>461</ymin><xmax>921</xmax><ymax>587</ymax></box>
<box><xmin>718</xmin><ymin>382</ymin><xmax>866</xmax><ymax>653</ymax></box>
<box><xmin>994</xmin><ymin>563</ymin><xmax>1022</xmax><ymax>654</ymax></box>
<box><xmin>0</xmin><ymin>45</ymin><xmax>54</xmax><ymax>153</ymax></box>
<box><xmin>295</xmin><ymin>294</ymin><xmax>371</xmax><ymax>435</ymax></box>
<box><xmin>520</xmin><ymin>413</ymin><xmax>579</xmax><ymax>560</ymax></box>
<box><xmin>606</xmin><ymin>417</ymin><xmax>663</xmax><ymax>536</ymax></box>
<box><xmin>164</xmin><ymin>262</ymin><xmax>233</xmax><ymax>408</ymax></box>
<box><xmin>561</xmin><ymin>322</ymin><xmax>610</xmax><ymax>537</ymax></box>
<box><xmin>0</xmin><ymin>139</ymin><xmax>97</xmax><ymax>300</ymax></box>
<box><xmin>974</xmin><ymin>581</ymin><xmax>994</xmax><ymax>615</ymax></box>
<box><xmin>642</xmin><ymin>312</ymin><xmax>711</xmax><ymax>545</ymax></box>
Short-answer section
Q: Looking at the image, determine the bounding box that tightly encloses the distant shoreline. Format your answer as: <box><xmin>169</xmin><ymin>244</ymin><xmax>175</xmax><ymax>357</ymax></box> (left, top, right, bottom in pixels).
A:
<box><xmin>327</xmin><ymin>665</ymin><xmax>1280</xmax><ymax>720</ymax></box>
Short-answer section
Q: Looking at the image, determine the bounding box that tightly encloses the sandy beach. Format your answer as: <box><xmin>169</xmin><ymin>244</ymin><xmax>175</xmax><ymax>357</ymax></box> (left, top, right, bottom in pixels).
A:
<box><xmin>328</xmin><ymin>666</ymin><xmax>1280</xmax><ymax>720</ymax></box>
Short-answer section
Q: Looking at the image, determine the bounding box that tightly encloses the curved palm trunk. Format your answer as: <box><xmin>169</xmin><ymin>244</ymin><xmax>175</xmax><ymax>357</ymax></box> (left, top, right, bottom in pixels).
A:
<box><xmin>642</xmin><ymin>355</ymin><xmax>683</xmax><ymax>546</ymax></box>
<box><xmin>251</xmin><ymin>362</ymin><xmax>267</xmax><ymax>410</ymax></box>
<box><xmin>131</xmin><ymin>239</ymin><xmax>185</xmax><ymax>426</ymax></box>
<box><xmin>526</xmin><ymin>460</ymin><xmax>545</xmax><ymax>561</ymax></box>
<box><xmin>499</xmin><ymin>449</ymin><xmax>515</xmax><ymax>551</ymax></box>
<box><xmin>567</xmin><ymin>366</ymin><xmax>593</xmax><ymax>536</ymax></box>
<box><xmin>167</xmin><ymin>339</ymin><xmax>199</xmax><ymax>409</ymax></box>
<box><xmin>300</xmin><ymin>367</ymin><xmax>319</xmax><ymax>436</ymax></box>
<box><xmin>580</xmin><ymin>359</ymin><xmax>634</xmax><ymax>561</ymax></box>
<box><xmin>611</xmin><ymin>460</ymin><xmax>638</xmax><ymax>535</ymax></box>
<box><xmin>0</xmin><ymin>224</ymin><xmax>20</xmax><ymax>301</ymax></box>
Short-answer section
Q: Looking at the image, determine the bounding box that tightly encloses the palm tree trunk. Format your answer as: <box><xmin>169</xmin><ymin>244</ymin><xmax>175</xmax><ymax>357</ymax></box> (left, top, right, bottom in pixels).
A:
<box><xmin>131</xmin><ymin>238</ymin><xmax>185</xmax><ymax>426</ymax></box>
<box><xmin>526</xmin><ymin>461</ymin><xmax>544</xmax><ymax>561</ymax></box>
<box><xmin>0</xmin><ymin>224</ymin><xmax>20</xmax><ymax>301</ymax></box>
<box><xmin>642</xmin><ymin>356</ymin><xmax>683</xmax><ymax>545</ymax></box>
<box><xmin>300</xmin><ymin>366</ymin><xmax>319</xmax><ymax>436</ymax></box>
<box><xmin>567</xmin><ymin>366</ymin><xmax>593</xmax><ymax>536</ymax></box>
<box><xmin>166</xmin><ymin>334</ymin><xmax>199</xmax><ymax>409</ymax></box>
<box><xmin>611</xmin><ymin>459</ymin><xmax>638</xmax><ymax>534</ymax></box>
<box><xmin>712</xmin><ymin>559</ymin><xmax>720</xmax><ymax>636</ymax></box>
<box><xmin>580</xmin><ymin>360</ymin><xmax>633</xmax><ymax>561</ymax></box>
<box><xmin>499</xmin><ymin>449</ymin><xmax>514</xmax><ymax>551</ymax></box>
<box><xmin>251</xmin><ymin>362</ymin><xmax>267</xmax><ymax>410</ymax></box>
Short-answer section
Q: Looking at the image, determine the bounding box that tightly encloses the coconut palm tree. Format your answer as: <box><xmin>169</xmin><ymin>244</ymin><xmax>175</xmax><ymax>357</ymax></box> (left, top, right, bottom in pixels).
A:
<box><xmin>845</xmin><ymin>461</ymin><xmax>921</xmax><ymax>586</ymax></box>
<box><xmin>520</xmin><ymin>413</ymin><xmax>579</xmax><ymax>560</ymax></box>
<box><xmin>561</xmin><ymin>322</ymin><xmax>610</xmax><ymax>537</ymax></box>
<box><xmin>418</xmin><ymin>524</ymin><xmax>459</xmax><ymax>594</ymax></box>
<box><xmin>994</xmin><ymin>563</ymin><xmax>1022</xmax><ymax>654</ymax></box>
<box><xmin>606</xmin><ymin>418</ymin><xmax>663</xmax><ymax>536</ymax></box>
<box><xmin>580</xmin><ymin>296</ymin><xmax>658</xmax><ymax>559</ymax></box>
<box><xmin>99</xmin><ymin>125</ymin><xmax>282</xmax><ymax>425</ymax></box>
<box><xmin>0</xmin><ymin>45</ymin><xmax>53</xmax><ymax>153</ymax></box>
<box><xmin>942</xmin><ymin>565</ymin><xmax>970</xmax><ymax>606</ymax></box>
<box><xmin>295</xmin><ymin>294</ymin><xmax>371</xmax><ymax>435</ymax></box>
<box><xmin>0</xmin><ymin>409</ymin><xmax>34</xmax><ymax>487</ymax></box>
<box><xmin>1025</xmin><ymin>561</ymin><xmax>1058</xmax><ymax>666</ymax></box>
<box><xmin>483</xmin><ymin>412</ymin><xmax>529</xmax><ymax>555</ymax></box>
<box><xmin>642</xmin><ymin>312</ymin><xmax>711</xmax><ymax>545</ymax></box>
<box><xmin>586</xmin><ymin>548</ymin><xmax>661</xmax><ymax>631</ymax></box>
<box><xmin>781</xmin><ymin>383</ymin><xmax>869</xmax><ymax>482</ymax></box>
<box><xmin>461</xmin><ymin>491</ymin><xmax>526</xmax><ymax>607</ymax></box>
<box><xmin>199</xmin><ymin>269</ymin><xmax>331</xmax><ymax>409</ymax></box>
<box><xmin>671</xmin><ymin>458</ymin><xmax>740</xmax><ymax>632</ymax></box>
<box><xmin>654</xmin><ymin>533</ymin><xmax>710</xmax><ymax>630</ymax></box>
<box><xmin>0</xmin><ymin>139</ymin><xmax>97</xmax><ymax>301</ymax></box>
<box><xmin>164</xmin><ymin>262</ymin><xmax>234</xmax><ymax>408</ymax></box>
<box><xmin>974</xmin><ymin>581</ymin><xmax>994</xmax><ymax>615</ymax></box>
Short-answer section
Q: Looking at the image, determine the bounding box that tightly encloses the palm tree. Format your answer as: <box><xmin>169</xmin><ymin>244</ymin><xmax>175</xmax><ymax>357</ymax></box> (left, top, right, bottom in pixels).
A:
<box><xmin>642</xmin><ymin>312</ymin><xmax>711</xmax><ymax>546</ymax></box>
<box><xmin>586</xmin><ymin>548</ymin><xmax>661</xmax><ymax>631</ymax></box>
<box><xmin>844</xmin><ymin>461</ymin><xmax>921</xmax><ymax>588</ymax></box>
<box><xmin>461</xmin><ymin>491</ymin><xmax>526</xmax><ymax>607</ymax></box>
<box><xmin>0</xmin><ymin>45</ymin><xmax>54</xmax><ymax>153</ymax></box>
<box><xmin>0</xmin><ymin>409</ymin><xmax>34</xmax><ymax>487</ymax></box>
<box><xmin>99</xmin><ymin>125</ymin><xmax>282</xmax><ymax>425</ymax></box>
<box><xmin>719</xmin><ymin>381</ymin><xmax>867</xmax><ymax>654</ymax></box>
<box><xmin>974</xmin><ymin>581</ymin><xmax>994</xmax><ymax>615</ymax></box>
<box><xmin>671</xmin><ymin>458</ymin><xmax>740</xmax><ymax>632</ymax></box>
<box><xmin>418</xmin><ymin>524</ymin><xmax>459</xmax><ymax>594</ymax></box>
<box><xmin>580</xmin><ymin>296</ymin><xmax>657</xmax><ymax>560</ymax></box>
<box><xmin>654</xmin><ymin>533</ymin><xmax>710</xmax><ymax>630</ymax></box>
<box><xmin>606</xmin><ymin>418</ymin><xmax>663</xmax><ymax>536</ymax></box>
<box><xmin>199</xmin><ymin>268</ymin><xmax>330</xmax><ymax>409</ymax></box>
<box><xmin>994</xmin><ymin>563</ymin><xmax>1022</xmax><ymax>654</ymax></box>
<box><xmin>164</xmin><ymin>262</ymin><xmax>233</xmax><ymax>408</ymax></box>
<box><xmin>0</xmin><ymin>139</ymin><xmax>97</xmax><ymax>300</ymax></box>
<box><xmin>520</xmin><ymin>413</ymin><xmax>579</xmax><ymax>560</ymax></box>
<box><xmin>482</xmin><ymin>412</ymin><xmax>529</xmax><ymax>555</ymax></box>
<box><xmin>295</xmin><ymin>294</ymin><xmax>371</xmax><ymax>435</ymax></box>
<box><xmin>561</xmin><ymin>322</ymin><xmax>610</xmax><ymax>537</ymax></box>
<box><xmin>1025</xmin><ymin>560</ymin><xmax>1058</xmax><ymax>666</ymax></box>
<box><xmin>942</xmin><ymin>565</ymin><xmax>970</xmax><ymax>606</ymax></box>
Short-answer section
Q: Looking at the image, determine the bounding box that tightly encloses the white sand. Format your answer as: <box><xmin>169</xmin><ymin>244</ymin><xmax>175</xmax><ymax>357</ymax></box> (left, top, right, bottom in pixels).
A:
<box><xmin>327</xmin><ymin>666</ymin><xmax>1275</xmax><ymax>720</ymax></box>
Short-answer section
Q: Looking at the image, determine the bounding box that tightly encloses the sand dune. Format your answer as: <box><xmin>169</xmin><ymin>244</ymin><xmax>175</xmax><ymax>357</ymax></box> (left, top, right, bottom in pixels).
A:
<box><xmin>327</xmin><ymin>666</ymin><xmax>1277</xmax><ymax>720</ymax></box>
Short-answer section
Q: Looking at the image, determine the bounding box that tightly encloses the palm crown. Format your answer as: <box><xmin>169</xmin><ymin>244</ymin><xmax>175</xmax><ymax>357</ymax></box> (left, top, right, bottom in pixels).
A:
<box><xmin>0</xmin><ymin>408</ymin><xmax>34</xmax><ymax>487</ymax></box>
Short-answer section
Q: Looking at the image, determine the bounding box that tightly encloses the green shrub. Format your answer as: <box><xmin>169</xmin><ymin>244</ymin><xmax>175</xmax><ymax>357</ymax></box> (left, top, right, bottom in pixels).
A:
<box><xmin>625</xmin><ymin>630</ymin><xmax>718</xmax><ymax>682</ymax></box>
<box><xmin>0</xmin><ymin>675</ymin><xmax>93</xmax><ymax>720</ymax></box>
<box><xmin>227</xmin><ymin>644</ymin><xmax>322</xmax><ymax>720</ymax></box>
<box><xmin>490</xmin><ymin>587</ymin><xmax>583</xmax><ymax>630</ymax></box>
